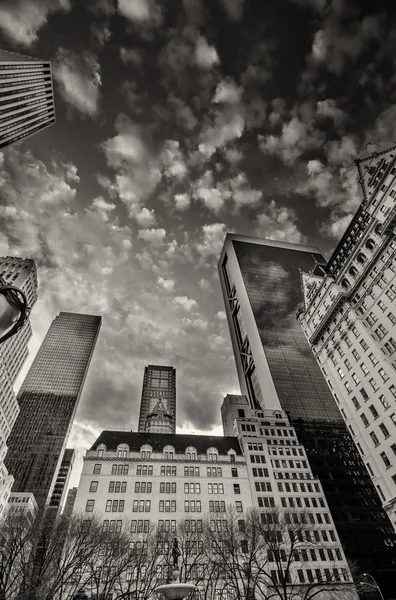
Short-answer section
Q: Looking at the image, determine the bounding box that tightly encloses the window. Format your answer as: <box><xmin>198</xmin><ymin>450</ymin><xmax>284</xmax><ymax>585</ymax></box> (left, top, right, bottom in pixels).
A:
<box><xmin>361</xmin><ymin>414</ymin><xmax>369</xmax><ymax>427</ymax></box>
<box><xmin>337</xmin><ymin>368</ymin><xmax>345</xmax><ymax>380</ymax></box>
<box><xmin>369</xmin><ymin>378</ymin><xmax>379</xmax><ymax>392</ymax></box>
<box><xmin>85</xmin><ymin>500</ymin><xmax>95</xmax><ymax>512</ymax></box>
<box><xmin>380</xmin><ymin>452</ymin><xmax>391</xmax><ymax>468</ymax></box>
<box><xmin>391</xmin><ymin>385</ymin><xmax>396</xmax><ymax>399</ymax></box>
<box><xmin>233</xmin><ymin>484</ymin><xmax>240</xmax><ymax>494</ymax></box>
<box><xmin>379</xmin><ymin>395</ymin><xmax>390</xmax><ymax>410</ymax></box>
<box><xmin>231</xmin><ymin>468</ymin><xmax>238</xmax><ymax>478</ymax></box>
<box><xmin>351</xmin><ymin>397</ymin><xmax>360</xmax><ymax>410</ymax></box>
<box><xmin>344</xmin><ymin>382</ymin><xmax>352</xmax><ymax>394</ymax></box>
<box><xmin>93</xmin><ymin>464</ymin><xmax>101</xmax><ymax>474</ymax></box>
<box><xmin>370</xmin><ymin>431</ymin><xmax>379</xmax><ymax>446</ymax></box>
<box><xmin>160</xmin><ymin>482</ymin><xmax>176</xmax><ymax>494</ymax></box>
<box><xmin>344</xmin><ymin>359</ymin><xmax>352</xmax><ymax>371</ymax></box>
<box><xmin>388</xmin><ymin>311</ymin><xmax>396</xmax><ymax>325</ymax></box>
<box><xmin>352</xmin><ymin>372</ymin><xmax>360</xmax><ymax>385</ymax></box>
<box><xmin>89</xmin><ymin>481</ymin><xmax>98</xmax><ymax>493</ymax></box>
<box><xmin>360</xmin><ymin>338</ymin><xmax>369</xmax><ymax>351</ymax></box>
<box><xmin>184</xmin><ymin>500</ymin><xmax>201</xmax><ymax>512</ymax></box>
<box><xmin>375</xmin><ymin>324</ymin><xmax>387</xmax><ymax>340</ymax></box>
<box><xmin>366</xmin><ymin>312</ymin><xmax>377</xmax><ymax>327</ymax></box>
<box><xmin>159</xmin><ymin>500</ymin><xmax>176</xmax><ymax>512</ymax></box>
<box><xmin>378</xmin><ymin>368</ymin><xmax>389</xmax><ymax>382</ymax></box>
<box><xmin>160</xmin><ymin>465</ymin><xmax>176</xmax><ymax>476</ymax></box>
<box><xmin>379</xmin><ymin>423</ymin><xmax>390</xmax><ymax>438</ymax></box>
<box><xmin>369</xmin><ymin>405</ymin><xmax>379</xmax><ymax>419</ymax></box>
<box><xmin>360</xmin><ymin>362</ymin><xmax>369</xmax><ymax>376</ymax></box>
<box><xmin>235</xmin><ymin>501</ymin><xmax>243</xmax><ymax>513</ymax></box>
<box><xmin>352</xmin><ymin>349</ymin><xmax>361</xmax><ymax>361</ymax></box>
<box><xmin>360</xmin><ymin>388</ymin><xmax>369</xmax><ymax>401</ymax></box>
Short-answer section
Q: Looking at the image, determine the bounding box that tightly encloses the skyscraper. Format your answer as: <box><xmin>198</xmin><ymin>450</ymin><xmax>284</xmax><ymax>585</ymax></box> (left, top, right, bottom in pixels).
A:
<box><xmin>0</xmin><ymin>49</ymin><xmax>55</xmax><ymax>149</ymax></box>
<box><xmin>138</xmin><ymin>365</ymin><xmax>176</xmax><ymax>433</ymax></box>
<box><xmin>48</xmin><ymin>448</ymin><xmax>75</xmax><ymax>513</ymax></box>
<box><xmin>297</xmin><ymin>146</ymin><xmax>396</xmax><ymax>528</ymax></box>
<box><xmin>5</xmin><ymin>312</ymin><xmax>101</xmax><ymax>507</ymax></box>
<box><xmin>218</xmin><ymin>234</ymin><xmax>396</xmax><ymax>595</ymax></box>
<box><xmin>0</xmin><ymin>256</ymin><xmax>37</xmax><ymax>516</ymax></box>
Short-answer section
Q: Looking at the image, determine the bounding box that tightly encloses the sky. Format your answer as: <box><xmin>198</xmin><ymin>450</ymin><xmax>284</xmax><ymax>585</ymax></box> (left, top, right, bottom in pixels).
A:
<box><xmin>1</xmin><ymin>0</ymin><xmax>396</xmax><ymax>485</ymax></box>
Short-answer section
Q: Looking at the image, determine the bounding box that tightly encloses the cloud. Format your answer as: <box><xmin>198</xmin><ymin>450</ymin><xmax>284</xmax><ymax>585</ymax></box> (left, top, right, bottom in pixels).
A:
<box><xmin>216</xmin><ymin>311</ymin><xmax>226</xmax><ymax>320</ymax></box>
<box><xmin>316</xmin><ymin>99</ymin><xmax>346</xmax><ymax>126</ymax></box>
<box><xmin>217</xmin><ymin>0</ymin><xmax>244</xmax><ymax>21</ymax></box>
<box><xmin>199</xmin><ymin>278</ymin><xmax>210</xmax><ymax>290</ymax></box>
<box><xmin>173</xmin><ymin>296</ymin><xmax>198</xmax><ymax>311</ymax></box>
<box><xmin>195</xmin><ymin>35</ymin><xmax>220</xmax><ymax>69</ymax></box>
<box><xmin>255</xmin><ymin>201</ymin><xmax>306</xmax><ymax>244</ymax></box>
<box><xmin>157</xmin><ymin>276</ymin><xmax>175</xmax><ymax>291</ymax></box>
<box><xmin>120</xmin><ymin>47</ymin><xmax>143</xmax><ymax>66</ymax></box>
<box><xmin>174</xmin><ymin>193</ymin><xmax>191</xmax><ymax>211</ymax></box>
<box><xmin>0</xmin><ymin>0</ymin><xmax>70</xmax><ymax>46</ymax></box>
<box><xmin>135</xmin><ymin>207</ymin><xmax>157</xmax><ymax>228</ymax></box>
<box><xmin>137</xmin><ymin>227</ymin><xmax>166</xmax><ymax>246</ymax></box>
<box><xmin>213</xmin><ymin>79</ymin><xmax>242</xmax><ymax>104</ymax></box>
<box><xmin>195</xmin><ymin>223</ymin><xmax>229</xmax><ymax>261</ymax></box>
<box><xmin>54</xmin><ymin>49</ymin><xmax>102</xmax><ymax>118</ymax></box>
<box><xmin>199</xmin><ymin>112</ymin><xmax>245</xmax><ymax>158</ymax></box>
<box><xmin>117</xmin><ymin>0</ymin><xmax>163</xmax><ymax>27</ymax></box>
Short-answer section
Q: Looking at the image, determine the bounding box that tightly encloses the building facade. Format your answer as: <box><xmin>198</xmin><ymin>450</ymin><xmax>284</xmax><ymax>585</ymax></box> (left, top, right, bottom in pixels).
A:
<box><xmin>298</xmin><ymin>146</ymin><xmax>396</xmax><ymax>529</ymax></box>
<box><xmin>0</xmin><ymin>49</ymin><xmax>55</xmax><ymax>149</ymax></box>
<box><xmin>63</xmin><ymin>486</ymin><xmax>78</xmax><ymax>517</ymax></box>
<box><xmin>218</xmin><ymin>234</ymin><xmax>396</xmax><ymax>596</ymax></box>
<box><xmin>48</xmin><ymin>448</ymin><xmax>75</xmax><ymax>513</ymax></box>
<box><xmin>5</xmin><ymin>312</ymin><xmax>101</xmax><ymax>507</ymax></box>
<box><xmin>138</xmin><ymin>365</ymin><xmax>176</xmax><ymax>434</ymax></box>
<box><xmin>0</xmin><ymin>256</ymin><xmax>37</xmax><ymax>517</ymax></box>
<box><xmin>73</xmin><ymin>426</ymin><xmax>355</xmax><ymax>598</ymax></box>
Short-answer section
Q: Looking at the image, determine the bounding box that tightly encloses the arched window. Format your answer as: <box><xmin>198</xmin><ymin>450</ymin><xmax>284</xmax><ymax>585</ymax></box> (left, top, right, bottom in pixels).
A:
<box><xmin>356</xmin><ymin>253</ymin><xmax>366</xmax><ymax>264</ymax></box>
<box><xmin>349</xmin><ymin>266</ymin><xmax>358</xmax><ymax>277</ymax></box>
<box><xmin>185</xmin><ymin>446</ymin><xmax>197</xmax><ymax>461</ymax></box>
<box><xmin>365</xmin><ymin>239</ymin><xmax>375</xmax><ymax>251</ymax></box>
<box><xmin>341</xmin><ymin>278</ymin><xmax>350</xmax><ymax>290</ymax></box>
<box><xmin>375</xmin><ymin>224</ymin><xmax>382</xmax><ymax>236</ymax></box>
<box><xmin>97</xmin><ymin>443</ymin><xmax>106</xmax><ymax>458</ymax></box>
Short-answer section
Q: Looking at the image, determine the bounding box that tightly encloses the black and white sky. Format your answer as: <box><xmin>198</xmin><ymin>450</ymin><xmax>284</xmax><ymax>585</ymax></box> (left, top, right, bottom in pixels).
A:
<box><xmin>1</xmin><ymin>0</ymin><xmax>396</xmax><ymax>478</ymax></box>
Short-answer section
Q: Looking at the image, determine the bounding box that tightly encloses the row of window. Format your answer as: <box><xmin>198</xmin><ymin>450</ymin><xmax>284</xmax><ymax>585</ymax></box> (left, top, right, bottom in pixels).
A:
<box><xmin>280</xmin><ymin>496</ymin><xmax>325</xmax><ymax>508</ymax></box>
<box><xmin>93</xmin><ymin>464</ymin><xmax>231</xmax><ymax>477</ymax></box>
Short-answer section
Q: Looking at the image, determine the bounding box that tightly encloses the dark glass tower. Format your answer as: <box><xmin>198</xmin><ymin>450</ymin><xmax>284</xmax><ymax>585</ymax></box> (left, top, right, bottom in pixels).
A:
<box><xmin>0</xmin><ymin>49</ymin><xmax>55</xmax><ymax>149</ymax></box>
<box><xmin>5</xmin><ymin>312</ymin><xmax>101</xmax><ymax>507</ymax></box>
<box><xmin>138</xmin><ymin>365</ymin><xmax>176</xmax><ymax>433</ymax></box>
<box><xmin>219</xmin><ymin>234</ymin><xmax>396</xmax><ymax>597</ymax></box>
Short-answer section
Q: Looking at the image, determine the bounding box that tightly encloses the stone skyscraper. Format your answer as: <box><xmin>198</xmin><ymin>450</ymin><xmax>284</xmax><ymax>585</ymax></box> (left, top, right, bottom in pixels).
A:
<box><xmin>138</xmin><ymin>365</ymin><xmax>176</xmax><ymax>433</ymax></box>
<box><xmin>0</xmin><ymin>256</ymin><xmax>37</xmax><ymax>516</ymax></box>
<box><xmin>218</xmin><ymin>234</ymin><xmax>396</xmax><ymax>595</ymax></box>
<box><xmin>0</xmin><ymin>49</ymin><xmax>55</xmax><ymax>149</ymax></box>
<box><xmin>5</xmin><ymin>312</ymin><xmax>101</xmax><ymax>507</ymax></box>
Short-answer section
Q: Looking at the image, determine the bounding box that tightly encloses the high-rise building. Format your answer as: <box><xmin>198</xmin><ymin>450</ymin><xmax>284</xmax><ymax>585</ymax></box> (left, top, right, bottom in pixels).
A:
<box><xmin>138</xmin><ymin>365</ymin><xmax>176</xmax><ymax>434</ymax></box>
<box><xmin>63</xmin><ymin>486</ymin><xmax>77</xmax><ymax>517</ymax></box>
<box><xmin>48</xmin><ymin>448</ymin><xmax>75</xmax><ymax>514</ymax></box>
<box><xmin>0</xmin><ymin>49</ymin><xmax>55</xmax><ymax>150</ymax></box>
<box><xmin>218</xmin><ymin>234</ymin><xmax>396</xmax><ymax>596</ymax></box>
<box><xmin>5</xmin><ymin>312</ymin><xmax>101</xmax><ymax>508</ymax></box>
<box><xmin>0</xmin><ymin>256</ymin><xmax>37</xmax><ymax>516</ymax></box>
<box><xmin>297</xmin><ymin>146</ymin><xmax>396</xmax><ymax>529</ymax></box>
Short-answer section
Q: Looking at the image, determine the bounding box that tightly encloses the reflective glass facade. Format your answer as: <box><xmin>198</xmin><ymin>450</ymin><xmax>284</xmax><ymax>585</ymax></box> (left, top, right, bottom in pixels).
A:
<box><xmin>5</xmin><ymin>312</ymin><xmax>101</xmax><ymax>507</ymax></box>
<box><xmin>138</xmin><ymin>365</ymin><xmax>176</xmax><ymax>433</ymax></box>
<box><xmin>232</xmin><ymin>241</ymin><xmax>340</xmax><ymax>421</ymax></box>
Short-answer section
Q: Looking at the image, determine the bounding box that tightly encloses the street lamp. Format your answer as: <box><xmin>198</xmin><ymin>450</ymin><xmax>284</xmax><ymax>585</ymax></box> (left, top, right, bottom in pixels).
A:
<box><xmin>358</xmin><ymin>573</ymin><xmax>385</xmax><ymax>600</ymax></box>
<box><xmin>0</xmin><ymin>277</ymin><xmax>30</xmax><ymax>344</ymax></box>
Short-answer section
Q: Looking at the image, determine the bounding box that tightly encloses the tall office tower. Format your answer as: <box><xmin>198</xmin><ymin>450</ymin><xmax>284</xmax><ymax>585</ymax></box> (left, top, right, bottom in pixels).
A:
<box><xmin>297</xmin><ymin>146</ymin><xmax>396</xmax><ymax>530</ymax></box>
<box><xmin>138</xmin><ymin>365</ymin><xmax>176</xmax><ymax>433</ymax></box>
<box><xmin>63</xmin><ymin>486</ymin><xmax>77</xmax><ymax>517</ymax></box>
<box><xmin>0</xmin><ymin>49</ymin><xmax>55</xmax><ymax>150</ymax></box>
<box><xmin>48</xmin><ymin>448</ymin><xmax>75</xmax><ymax>513</ymax></box>
<box><xmin>219</xmin><ymin>234</ymin><xmax>396</xmax><ymax>596</ymax></box>
<box><xmin>5</xmin><ymin>312</ymin><xmax>101</xmax><ymax>508</ymax></box>
<box><xmin>0</xmin><ymin>256</ymin><xmax>37</xmax><ymax>516</ymax></box>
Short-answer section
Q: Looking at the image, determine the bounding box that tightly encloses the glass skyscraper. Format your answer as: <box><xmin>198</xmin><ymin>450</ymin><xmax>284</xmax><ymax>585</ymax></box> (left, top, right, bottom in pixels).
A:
<box><xmin>5</xmin><ymin>312</ymin><xmax>101</xmax><ymax>507</ymax></box>
<box><xmin>0</xmin><ymin>49</ymin><xmax>55</xmax><ymax>149</ymax></box>
<box><xmin>219</xmin><ymin>234</ymin><xmax>396</xmax><ymax>595</ymax></box>
<box><xmin>138</xmin><ymin>365</ymin><xmax>176</xmax><ymax>433</ymax></box>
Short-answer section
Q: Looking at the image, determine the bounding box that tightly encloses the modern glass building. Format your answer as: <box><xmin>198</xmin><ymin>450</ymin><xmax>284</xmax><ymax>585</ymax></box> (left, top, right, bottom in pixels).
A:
<box><xmin>0</xmin><ymin>49</ymin><xmax>55</xmax><ymax>149</ymax></box>
<box><xmin>138</xmin><ymin>365</ymin><xmax>176</xmax><ymax>434</ymax></box>
<box><xmin>218</xmin><ymin>234</ymin><xmax>396</xmax><ymax>596</ymax></box>
<box><xmin>5</xmin><ymin>312</ymin><xmax>101</xmax><ymax>507</ymax></box>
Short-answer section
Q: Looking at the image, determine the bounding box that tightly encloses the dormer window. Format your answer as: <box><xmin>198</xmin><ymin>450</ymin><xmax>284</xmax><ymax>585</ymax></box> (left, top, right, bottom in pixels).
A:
<box><xmin>97</xmin><ymin>444</ymin><xmax>106</xmax><ymax>458</ymax></box>
<box><xmin>140</xmin><ymin>445</ymin><xmax>152</xmax><ymax>460</ymax></box>
<box><xmin>341</xmin><ymin>278</ymin><xmax>350</xmax><ymax>290</ymax></box>
<box><xmin>185</xmin><ymin>447</ymin><xmax>197</xmax><ymax>461</ymax></box>
<box><xmin>366</xmin><ymin>239</ymin><xmax>375</xmax><ymax>251</ymax></box>
<box><xmin>356</xmin><ymin>253</ymin><xmax>367</xmax><ymax>265</ymax></box>
<box><xmin>230</xmin><ymin>453</ymin><xmax>236</xmax><ymax>463</ymax></box>
<box><xmin>349</xmin><ymin>266</ymin><xmax>358</xmax><ymax>277</ymax></box>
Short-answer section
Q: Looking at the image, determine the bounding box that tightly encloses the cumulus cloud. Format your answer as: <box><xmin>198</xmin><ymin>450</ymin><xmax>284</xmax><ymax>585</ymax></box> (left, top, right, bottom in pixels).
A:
<box><xmin>135</xmin><ymin>207</ymin><xmax>157</xmax><ymax>228</ymax></box>
<box><xmin>120</xmin><ymin>47</ymin><xmax>143</xmax><ymax>66</ymax></box>
<box><xmin>255</xmin><ymin>201</ymin><xmax>306</xmax><ymax>244</ymax></box>
<box><xmin>173</xmin><ymin>296</ymin><xmax>198</xmax><ymax>311</ymax></box>
<box><xmin>195</xmin><ymin>223</ymin><xmax>229</xmax><ymax>261</ymax></box>
<box><xmin>213</xmin><ymin>79</ymin><xmax>242</xmax><ymax>104</ymax></box>
<box><xmin>137</xmin><ymin>227</ymin><xmax>166</xmax><ymax>246</ymax></box>
<box><xmin>216</xmin><ymin>311</ymin><xmax>226</xmax><ymax>320</ymax></box>
<box><xmin>157</xmin><ymin>276</ymin><xmax>175</xmax><ymax>291</ymax></box>
<box><xmin>195</xmin><ymin>35</ymin><xmax>220</xmax><ymax>69</ymax></box>
<box><xmin>0</xmin><ymin>0</ymin><xmax>70</xmax><ymax>46</ymax></box>
<box><xmin>54</xmin><ymin>49</ymin><xmax>102</xmax><ymax>118</ymax></box>
<box><xmin>174</xmin><ymin>193</ymin><xmax>191</xmax><ymax>211</ymax></box>
<box><xmin>199</xmin><ymin>112</ymin><xmax>245</xmax><ymax>158</ymax></box>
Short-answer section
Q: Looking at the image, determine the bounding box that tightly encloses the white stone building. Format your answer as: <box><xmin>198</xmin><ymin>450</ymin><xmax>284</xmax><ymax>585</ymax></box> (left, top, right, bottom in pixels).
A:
<box><xmin>297</xmin><ymin>146</ymin><xmax>396</xmax><ymax>529</ymax></box>
<box><xmin>73</xmin><ymin>412</ymin><xmax>355</xmax><ymax>598</ymax></box>
<box><xmin>0</xmin><ymin>256</ymin><xmax>37</xmax><ymax>516</ymax></box>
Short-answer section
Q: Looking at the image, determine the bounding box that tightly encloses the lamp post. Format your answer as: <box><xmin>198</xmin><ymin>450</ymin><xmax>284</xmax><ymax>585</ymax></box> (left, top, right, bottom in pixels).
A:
<box><xmin>0</xmin><ymin>277</ymin><xmax>30</xmax><ymax>344</ymax></box>
<box><xmin>359</xmin><ymin>573</ymin><xmax>385</xmax><ymax>600</ymax></box>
